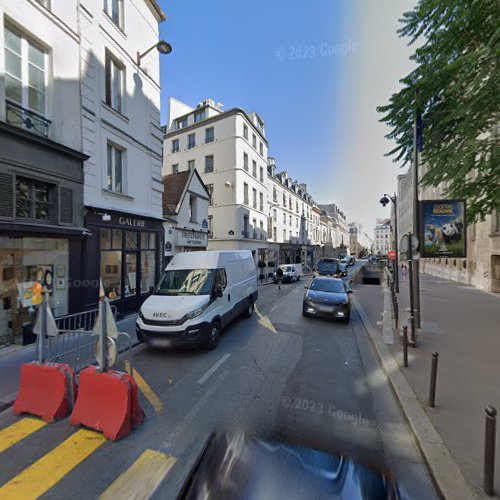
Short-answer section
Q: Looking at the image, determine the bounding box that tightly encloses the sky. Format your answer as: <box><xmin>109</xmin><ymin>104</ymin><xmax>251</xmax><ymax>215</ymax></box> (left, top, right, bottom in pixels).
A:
<box><xmin>158</xmin><ymin>0</ymin><xmax>416</xmax><ymax>237</ymax></box>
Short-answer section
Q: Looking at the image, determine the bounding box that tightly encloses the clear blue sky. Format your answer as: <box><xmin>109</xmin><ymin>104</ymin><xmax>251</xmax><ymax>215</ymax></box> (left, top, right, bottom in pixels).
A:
<box><xmin>158</xmin><ymin>0</ymin><xmax>415</xmax><ymax>235</ymax></box>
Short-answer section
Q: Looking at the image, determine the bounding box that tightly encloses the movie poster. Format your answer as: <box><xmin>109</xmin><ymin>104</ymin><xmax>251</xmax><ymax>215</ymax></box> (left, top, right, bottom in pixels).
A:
<box><xmin>420</xmin><ymin>200</ymin><xmax>466</xmax><ymax>258</ymax></box>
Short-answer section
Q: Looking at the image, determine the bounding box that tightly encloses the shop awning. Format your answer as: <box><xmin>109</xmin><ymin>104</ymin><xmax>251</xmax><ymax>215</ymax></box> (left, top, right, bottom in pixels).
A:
<box><xmin>0</xmin><ymin>222</ymin><xmax>91</xmax><ymax>239</ymax></box>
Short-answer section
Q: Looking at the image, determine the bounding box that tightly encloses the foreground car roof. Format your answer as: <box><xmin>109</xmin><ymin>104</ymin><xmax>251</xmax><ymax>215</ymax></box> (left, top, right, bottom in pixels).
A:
<box><xmin>180</xmin><ymin>433</ymin><xmax>400</xmax><ymax>499</ymax></box>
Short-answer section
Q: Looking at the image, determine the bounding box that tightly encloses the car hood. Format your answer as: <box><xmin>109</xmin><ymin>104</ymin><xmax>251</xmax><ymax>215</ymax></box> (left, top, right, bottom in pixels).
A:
<box><xmin>140</xmin><ymin>294</ymin><xmax>209</xmax><ymax>321</ymax></box>
<box><xmin>306</xmin><ymin>290</ymin><xmax>347</xmax><ymax>304</ymax></box>
<box><xmin>180</xmin><ymin>433</ymin><xmax>399</xmax><ymax>500</ymax></box>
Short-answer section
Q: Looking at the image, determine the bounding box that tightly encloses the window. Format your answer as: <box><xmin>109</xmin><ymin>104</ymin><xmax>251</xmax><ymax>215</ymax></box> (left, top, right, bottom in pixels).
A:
<box><xmin>252</xmin><ymin>160</ymin><xmax>257</xmax><ymax>177</ymax></box>
<box><xmin>283</xmin><ymin>229</ymin><xmax>286</xmax><ymax>241</ymax></box>
<box><xmin>260</xmin><ymin>192</ymin><xmax>264</xmax><ymax>212</ymax></box>
<box><xmin>4</xmin><ymin>25</ymin><xmax>47</xmax><ymax>116</ymax></box>
<box><xmin>188</xmin><ymin>160</ymin><xmax>195</xmax><ymax>171</ymax></box>
<box><xmin>253</xmin><ymin>219</ymin><xmax>257</xmax><ymax>239</ymax></box>
<box><xmin>243</xmin><ymin>124</ymin><xmax>248</xmax><ymax>139</ymax></box>
<box><xmin>243</xmin><ymin>152</ymin><xmax>249</xmax><ymax>171</ymax></box>
<box><xmin>289</xmin><ymin>195</ymin><xmax>292</xmax><ymax>208</ymax></box>
<box><xmin>273</xmin><ymin>209</ymin><xmax>277</xmax><ymax>222</ymax></box>
<box><xmin>259</xmin><ymin>142</ymin><xmax>263</xmax><ymax>156</ymax></box>
<box><xmin>104</xmin><ymin>0</ymin><xmax>124</xmax><ymax>30</ymax></box>
<box><xmin>205</xmin><ymin>127</ymin><xmax>214</xmax><ymax>143</ymax></box>
<box><xmin>206</xmin><ymin>184</ymin><xmax>214</xmax><ymax>206</ymax></box>
<box><xmin>273</xmin><ymin>227</ymin><xmax>277</xmax><ymax>241</ymax></box>
<box><xmin>188</xmin><ymin>133</ymin><xmax>196</xmax><ymax>149</ymax></box>
<box><xmin>260</xmin><ymin>221</ymin><xmax>264</xmax><ymax>240</ymax></box>
<box><xmin>208</xmin><ymin>215</ymin><xmax>213</xmax><ymax>238</ymax></box>
<box><xmin>252</xmin><ymin>134</ymin><xmax>257</xmax><ymax>148</ymax></box>
<box><xmin>176</xmin><ymin>116</ymin><xmax>188</xmax><ymax>130</ymax></box>
<box><xmin>107</xmin><ymin>143</ymin><xmax>124</xmax><ymax>193</ymax></box>
<box><xmin>283</xmin><ymin>193</ymin><xmax>286</xmax><ymax>206</ymax></box>
<box><xmin>189</xmin><ymin>195</ymin><xmax>197</xmax><ymax>222</ymax></box>
<box><xmin>194</xmin><ymin>109</ymin><xmax>206</xmax><ymax>123</ymax></box>
<box><xmin>15</xmin><ymin>176</ymin><xmax>54</xmax><ymax>221</ymax></box>
<box><xmin>283</xmin><ymin>213</ymin><xmax>286</xmax><ymax>223</ymax></box>
<box><xmin>296</xmin><ymin>218</ymin><xmax>299</xmax><ymax>228</ymax></box>
<box><xmin>215</xmin><ymin>268</ymin><xmax>227</xmax><ymax>290</ymax></box>
<box><xmin>259</xmin><ymin>167</ymin><xmax>264</xmax><ymax>182</ymax></box>
<box><xmin>171</xmin><ymin>139</ymin><xmax>179</xmax><ymax>153</ymax></box>
<box><xmin>205</xmin><ymin>155</ymin><xmax>214</xmax><ymax>173</ymax></box>
<box><xmin>252</xmin><ymin>188</ymin><xmax>257</xmax><ymax>209</ymax></box>
<box><xmin>244</xmin><ymin>183</ymin><xmax>249</xmax><ymax>205</ymax></box>
<box><xmin>273</xmin><ymin>187</ymin><xmax>277</xmax><ymax>202</ymax></box>
<box><xmin>296</xmin><ymin>201</ymin><xmax>299</xmax><ymax>213</ymax></box>
<box><xmin>495</xmin><ymin>210</ymin><xmax>500</xmax><ymax>233</ymax></box>
<box><xmin>105</xmin><ymin>50</ymin><xmax>124</xmax><ymax>113</ymax></box>
<box><xmin>172</xmin><ymin>164</ymin><xmax>178</xmax><ymax>174</ymax></box>
<box><xmin>289</xmin><ymin>215</ymin><xmax>292</xmax><ymax>225</ymax></box>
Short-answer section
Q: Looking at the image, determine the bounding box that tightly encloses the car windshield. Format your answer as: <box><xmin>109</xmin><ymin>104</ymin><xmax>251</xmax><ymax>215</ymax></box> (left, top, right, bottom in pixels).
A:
<box><xmin>309</xmin><ymin>279</ymin><xmax>346</xmax><ymax>294</ymax></box>
<box><xmin>154</xmin><ymin>269</ymin><xmax>215</xmax><ymax>296</ymax></box>
<box><xmin>317</xmin><ymin>262</ymin><xmax>339</xmax><ymax>273</ymax></box>
<box><xmin>281</xmin><ymin>266</ymin><xmax>293</xmax><ymax>272</ymax></box>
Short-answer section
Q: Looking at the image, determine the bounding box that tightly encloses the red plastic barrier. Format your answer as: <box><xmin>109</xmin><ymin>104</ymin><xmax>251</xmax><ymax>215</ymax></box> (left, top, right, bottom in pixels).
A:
<box><xmin>69</xmin><ymin>366</ymin><xmax>145</xmax><ymax>441</ymax></box>
<box><xmin>14</xmin><ymin>362</ymin><xmax>75</xmax><ymax>423</ymax></box>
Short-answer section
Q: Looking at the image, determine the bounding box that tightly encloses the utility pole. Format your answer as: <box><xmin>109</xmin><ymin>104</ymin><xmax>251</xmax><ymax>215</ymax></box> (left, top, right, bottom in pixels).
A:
<box><xmin>412</xmin><ymin>93</ymin><xmax>422</xmax><ymax>328</ymax></box>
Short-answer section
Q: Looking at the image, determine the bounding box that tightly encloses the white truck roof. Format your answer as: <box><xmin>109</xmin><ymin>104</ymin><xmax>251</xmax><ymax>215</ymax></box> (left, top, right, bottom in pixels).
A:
<box><xmin>165</xmin><ymin>250</ymin><xmax>254</xmax><ymax>271</ymax></box>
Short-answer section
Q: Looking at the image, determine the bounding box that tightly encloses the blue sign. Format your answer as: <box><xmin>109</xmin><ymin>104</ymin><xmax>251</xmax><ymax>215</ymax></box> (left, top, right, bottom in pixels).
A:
<box><xmin>165</xmin><ymin>241</ymin><xmax>172</xmax><ymax>252</ymax></box>
<box><xmin>202</xmin><ymin>219</ymin><xmax>208</xmax><ymax>230</ymax></box>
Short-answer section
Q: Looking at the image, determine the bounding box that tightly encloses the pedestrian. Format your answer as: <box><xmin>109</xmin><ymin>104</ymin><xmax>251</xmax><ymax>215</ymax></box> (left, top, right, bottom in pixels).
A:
<box><xmin>276</xmin><ymin>266</ymin><xmax>283</xmax><ymax>290</ymax></box>
<box><xmin>401</xmin><ymin>264</ymin><xmax>408</xmax><ymax>278</ymax></box>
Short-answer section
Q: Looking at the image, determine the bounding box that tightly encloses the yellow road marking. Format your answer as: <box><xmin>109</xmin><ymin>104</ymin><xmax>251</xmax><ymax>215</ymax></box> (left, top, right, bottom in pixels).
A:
<box><xmin>0</xmin><ymin>429</ymin><xmax>105</xmax><ymax>499</ymax></box>
<box><xmin>255</xmin><ymin>305</ymin><xmax>277</xmax><ymax>334</ymax></box>
<box><xmin>99</xmin><ymin>449</ymin><xmax>176</xmax><ymax>500</ymax></box>
<box><xmin>0</xmin><ymin>418</ymin><xmax>46</xmax><ymax>454</ymax></box>
<box><xmin>124</xmin><ymin>360</ymin><xmax>163</xmax><ymax>414</ymax></box>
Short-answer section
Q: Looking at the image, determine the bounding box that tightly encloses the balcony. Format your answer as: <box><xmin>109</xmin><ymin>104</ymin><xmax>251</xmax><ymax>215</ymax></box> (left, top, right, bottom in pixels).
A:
<box><xmin>6</xmin><ymin>100</ymin><xmax>51</xmax><ymax>138</ymax></box>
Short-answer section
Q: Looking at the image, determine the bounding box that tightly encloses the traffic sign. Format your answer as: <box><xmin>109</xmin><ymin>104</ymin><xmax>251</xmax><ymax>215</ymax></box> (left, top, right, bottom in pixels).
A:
<box><xmin>400</xmin><ymin>234</ymin><xmax>419</xmax><ymax>252</ymax></box>
<box><xmin>388</xmin><ymin>250</ymin><xmax>396</xmax><ymax>260</ymax></box>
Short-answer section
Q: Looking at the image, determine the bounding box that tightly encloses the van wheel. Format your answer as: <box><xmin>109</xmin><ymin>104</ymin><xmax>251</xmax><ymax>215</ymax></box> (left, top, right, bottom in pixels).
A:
<box><xmin>244</xmin><ymin>297</ymin><xmax>254</xmax><ymax>318</ymax></box>
<box><xmin>206</xmin><ymin>321</ymin><xmax>220</xmax><ymax>350</ymax></box>
<box><xmin>297</xmin><ymin>275</ymin><xmax>300</xmax><ymax>281</ymax></box>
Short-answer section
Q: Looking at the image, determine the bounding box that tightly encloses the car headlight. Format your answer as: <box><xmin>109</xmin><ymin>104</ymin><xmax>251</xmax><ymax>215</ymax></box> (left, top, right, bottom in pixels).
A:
<box><xmin>342</xmin><ymin>300</ymin><xmax>349</xmax><ymax>305</ymax></box>
<box><xmin>138</xmin><ymin>310</ymin><xmax>145</xmax><ymax>321</ymax></box>
<box><xmin>185</xmin><ymin>303</ymin><xmax>209</xmax><ymax>320</ymax></box>
<box><xmin>304</xmin><ymin>295</ymin><xmax>313</xmax><ymax>304</ymax></box>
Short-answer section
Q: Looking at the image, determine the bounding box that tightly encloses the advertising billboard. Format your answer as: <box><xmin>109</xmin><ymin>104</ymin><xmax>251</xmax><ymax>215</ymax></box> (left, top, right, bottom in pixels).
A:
<box><xmin>420</xmin><ymin>200</ymin><xmax>466</xmax><ymax>258</ymax></box>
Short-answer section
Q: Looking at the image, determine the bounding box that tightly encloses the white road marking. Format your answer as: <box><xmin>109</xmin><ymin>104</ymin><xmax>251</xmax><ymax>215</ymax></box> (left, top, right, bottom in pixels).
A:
<box><xmin>197</xmin><ymin>353</ymin><xmax>231</xmax><ymax>385</ymax></box>
<box><xmin>271</xmin><ymin>305</ymin><xmax>278</xmax><ymax>312</ymax></box>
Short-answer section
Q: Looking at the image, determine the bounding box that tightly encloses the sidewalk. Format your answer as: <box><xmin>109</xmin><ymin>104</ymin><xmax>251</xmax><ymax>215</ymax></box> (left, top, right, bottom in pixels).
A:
<box><xmin>356</xmin><ymin>273</ymin><xmax>500</xmax><ymax>499</ymax></box>
<box><xmin>0</xmin><ymin>314</ymin><xmax>138</xmax><ymax>412</ymax></box>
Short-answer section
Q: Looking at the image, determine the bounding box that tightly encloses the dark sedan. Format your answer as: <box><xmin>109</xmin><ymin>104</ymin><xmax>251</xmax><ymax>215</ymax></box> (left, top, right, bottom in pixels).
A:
<box><xmin>303</xmin><ymin>277</ymin><xmax>352</xmax><ymax>321</ymax></box>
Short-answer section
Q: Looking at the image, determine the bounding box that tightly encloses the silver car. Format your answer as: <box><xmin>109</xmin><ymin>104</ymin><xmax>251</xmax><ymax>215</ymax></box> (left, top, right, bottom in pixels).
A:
<box><xmin>303</xmin><ymin>277</ymin><xmax>352</xmax><ymax>322</ymax></box>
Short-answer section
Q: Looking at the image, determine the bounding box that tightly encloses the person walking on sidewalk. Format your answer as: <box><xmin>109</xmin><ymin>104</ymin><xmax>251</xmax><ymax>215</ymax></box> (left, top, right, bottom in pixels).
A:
<box><xmin>401</xmin><ymin>264</ymin><xmax>408</xmax><ymax>279</ymax></box>
<box><xmin>276</xmin><ymin>266</ymin><xmax>283</xmax><ymax>290</ymax></box>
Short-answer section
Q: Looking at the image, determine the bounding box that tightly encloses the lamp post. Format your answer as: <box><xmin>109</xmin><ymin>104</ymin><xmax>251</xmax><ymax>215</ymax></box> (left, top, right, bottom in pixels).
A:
<box><xmin>380</xmin><ymin>193</ymin><xmax>399</xmax><ymax>293</ymax></box>
<box><xmin>136</xmin><ymin>40</ymin><xmax>172</xmax><ymax>66</ymax></box>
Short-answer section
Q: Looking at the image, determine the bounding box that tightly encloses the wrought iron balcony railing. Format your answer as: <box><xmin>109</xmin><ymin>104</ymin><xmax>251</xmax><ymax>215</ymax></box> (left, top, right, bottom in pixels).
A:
<box><xmin>6</xmin><ymin>100</ymin><xmax>51</xmax><ymax>138</ymax></box>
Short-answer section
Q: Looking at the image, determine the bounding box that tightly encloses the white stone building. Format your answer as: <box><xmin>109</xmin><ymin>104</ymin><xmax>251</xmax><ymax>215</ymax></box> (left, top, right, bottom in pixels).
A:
<box><xmin>80</xmin><ymin>0</ymin><xmax>167</xmax><ymax>314</ymax></box>
<box><xmin>374</xmin><ymin>218</ymin><xmax>391</xmax><ymax>256</ymax></box>
<box><xmin>349</xmin><ymin>222</ymin><xmax>372</xmax><ymax>257</ymax></box>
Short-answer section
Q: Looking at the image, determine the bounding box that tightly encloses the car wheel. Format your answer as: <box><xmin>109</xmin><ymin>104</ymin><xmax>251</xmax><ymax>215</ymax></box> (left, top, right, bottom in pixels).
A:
<box><xmin>343</xmin><ymin>312</ymin><xmax>351</xmax><ymax>323</ymax></box>
<box><xmin>297</xmin><ymin>275</ymin><xmax>300</xmax><ymax>281</ymax></box>
<box><xmin>244</xmin><ymin>297</ymin><xmax>254</xmax><ymax>318</ymax></box>
<box><xmin>206</xmin><ymin>321</ymin><xmax>220</xmax><ymax>350</ymax></box>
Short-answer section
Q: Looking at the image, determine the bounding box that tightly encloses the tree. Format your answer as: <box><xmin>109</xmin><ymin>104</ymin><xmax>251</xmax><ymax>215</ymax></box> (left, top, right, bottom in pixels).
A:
<box><xmin>377</xmin><ymin>0</ymin><xmax>500</xmax><ymax>221</ymax></box>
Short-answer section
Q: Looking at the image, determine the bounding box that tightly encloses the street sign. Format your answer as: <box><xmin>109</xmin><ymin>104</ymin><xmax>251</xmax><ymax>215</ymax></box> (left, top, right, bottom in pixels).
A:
<box><xmin>400</xmin><ymin>234</ymin><xmax>419</xmax><ymax>252</ymax></box>
<box><xmin>388</xmin><ymin>250</ymin><xmax>396</xmax><ymax>260</ymax></box>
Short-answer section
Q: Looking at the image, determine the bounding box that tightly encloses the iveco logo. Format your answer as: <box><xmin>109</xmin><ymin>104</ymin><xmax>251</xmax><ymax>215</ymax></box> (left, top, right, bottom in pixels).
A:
<box><xmin>153</xmin><ymin>312</ymin><xmax>171</xmax><ymax>318</ymax></box>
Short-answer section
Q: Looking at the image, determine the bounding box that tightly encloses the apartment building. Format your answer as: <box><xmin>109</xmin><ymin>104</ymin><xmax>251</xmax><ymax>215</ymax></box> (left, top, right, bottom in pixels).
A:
<box><xmin>374</xmin><ymin>218</ymin><xmax>391</xmax><ymax>256</ymax></box>
<box><xmin>318</xmin><ymin>203</ymin><xmax>351</xmax><ymax>254</ymax></box>
<box><xmin>349</xmin><ymin>222</ymin><xmax>373</xmax><ymax>257</ymax></box>
<box><xmin>80</xmin><ymin>0</ymin><xmax>166</xmax><ymax>314</ymax></box>
<box><xmin>0</xmin><ymin>0</ymin><xmax>86</xmax><ymax>343</ymax></box>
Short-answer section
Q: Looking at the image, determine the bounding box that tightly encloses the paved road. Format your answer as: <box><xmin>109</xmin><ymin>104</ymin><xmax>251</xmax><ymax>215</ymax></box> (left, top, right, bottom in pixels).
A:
<box><xmin>0</xmin><ymin>263</ymin><xmax>436</xmax><ymax>499</ymax></box>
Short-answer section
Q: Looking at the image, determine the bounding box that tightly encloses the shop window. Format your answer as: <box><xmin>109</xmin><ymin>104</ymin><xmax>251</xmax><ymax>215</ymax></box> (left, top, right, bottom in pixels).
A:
<box><xmin>124</xmin><ymin>253</ymin><xmax>137</xmax><ymax>297</ymax></box>
<box><xmin>101</xmin><ymin>251</ymin><xmax>121</xmax><ymax>301</ymax></box>
<box><xmin>141</xmin><ymin>231</ymin><xmax>156</xmax><ymax>249</ymax></box>
<box><xmin>15</xmin><ymin>176</ymin><xmax>55</xmax><ymax>222</ymax></box>
<box><xmin>125</xmin><ymin>231</ymin><xmax>137</xmax><ymax>249</ymax></box>
<box><xmin>141</xmin><ymin>250</ymin><xmax>156</xmax><ymax>293</ymax></box>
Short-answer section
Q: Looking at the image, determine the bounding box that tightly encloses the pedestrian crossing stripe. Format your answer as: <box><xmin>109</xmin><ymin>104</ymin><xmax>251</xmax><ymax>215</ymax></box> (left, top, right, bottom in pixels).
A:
<box><xmin>100</xmin><ymin>449</ymin><xmax>176</xmax><ymax>500</ymax></box>
<box><xmin>0</xmin><ymin>429</ymin><xmax>106</xmax><ymax>499</ymax></box>
<box><xmin>0</xmin><ymin>418</ymin><xmax>46</xmax><ymax>454</ymax></box>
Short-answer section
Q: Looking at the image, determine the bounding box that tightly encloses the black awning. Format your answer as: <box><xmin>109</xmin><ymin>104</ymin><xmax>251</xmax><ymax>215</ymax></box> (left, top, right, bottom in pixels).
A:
<box><xmin>0</xmin><ymin>221</ymin><xmax>90</xmax><ymax>239</ymax></box>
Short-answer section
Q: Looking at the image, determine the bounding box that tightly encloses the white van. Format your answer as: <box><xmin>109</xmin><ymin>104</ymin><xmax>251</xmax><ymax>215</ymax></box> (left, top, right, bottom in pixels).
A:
<box><xmin>273</xmin><ymin>263</ymin><xmax>302</xmax><ymax>284</ymax></box>
<box><xmin>136</xmin><ymin>250</ymin><xmax>258</xmax><ymax>349</ymax></box>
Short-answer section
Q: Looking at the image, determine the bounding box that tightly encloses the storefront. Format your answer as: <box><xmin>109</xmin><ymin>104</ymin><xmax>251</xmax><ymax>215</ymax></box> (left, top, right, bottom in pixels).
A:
<box><xmin>82</xmin><ymin>210</ymin><xmax>163</xmax><ymax>315</ymax></box>
<box><xmin>164</xmin><ymin>226</ymin><xmax>208</xmax><ymax>265</ymax></box>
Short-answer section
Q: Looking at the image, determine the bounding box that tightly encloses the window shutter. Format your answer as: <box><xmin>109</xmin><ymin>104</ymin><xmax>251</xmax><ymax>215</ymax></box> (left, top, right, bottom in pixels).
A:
<box><xmin>0</xmin><ymin>173</ymin><xmax>14</xmax><ymax>219</ymax></box>
<box><xmin>59</xmin><ymin>187</ymin><xmax>73</xmax><ymax>224</ymax></box>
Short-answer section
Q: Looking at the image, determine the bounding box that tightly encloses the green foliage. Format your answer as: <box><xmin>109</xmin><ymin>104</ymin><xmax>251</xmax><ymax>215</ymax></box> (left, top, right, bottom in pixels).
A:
<box><xmin>377</xmin><ymin>0</ymin><xmax>500</xmax><ymax>221</ymax></box>
<box><xmin>257</xmin><ymin>260</ymin><xmax>266</xmax><ymax>268</ymax></box>
<box><xmin>267</xmin><ymin>261</ymin><xmax>276</xmax><ymax>267</ymax></box>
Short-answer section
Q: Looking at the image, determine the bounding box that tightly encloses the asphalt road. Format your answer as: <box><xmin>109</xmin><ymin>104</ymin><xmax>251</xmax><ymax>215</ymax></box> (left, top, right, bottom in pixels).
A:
<box><xmin>0</xmin><ymin>263</ymin><xmax>437</xmax><ymax>499</ymax></box>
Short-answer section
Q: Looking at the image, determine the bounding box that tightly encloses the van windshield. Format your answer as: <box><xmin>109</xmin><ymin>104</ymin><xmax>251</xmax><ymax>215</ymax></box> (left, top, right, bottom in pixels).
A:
<box><xmin>154</xmin><ymin>269</ymin><xmax>216</xmax><ymax>296</ymax></box>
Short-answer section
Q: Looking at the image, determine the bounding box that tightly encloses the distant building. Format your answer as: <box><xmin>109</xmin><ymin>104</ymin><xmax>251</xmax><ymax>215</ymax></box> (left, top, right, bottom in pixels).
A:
<box><xmin>374</xmin><ymin>218</ymin><xmax>391</xmax><ymax>256</ymax></box>
<box><xmin>317</xmin><ymin>204</ymin><xmax>351</xmax><ymax>255</ymax></box>
<box><xmin>349</xmin><ymin>222</ymin><xmax>373</xmax><ymax>257</ymax></box>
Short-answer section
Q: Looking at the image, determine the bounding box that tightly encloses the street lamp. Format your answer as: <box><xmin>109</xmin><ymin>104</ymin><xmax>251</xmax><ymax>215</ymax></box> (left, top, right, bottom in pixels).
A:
<box><xmin>136</xmin><ymin>40</ymin><xmax>172</xmax><ymax>66</ymax></box>
<box><xmin>379</xmin><ymin>193</ymin><xmax>399</xmax><ymax>293</ymax></box>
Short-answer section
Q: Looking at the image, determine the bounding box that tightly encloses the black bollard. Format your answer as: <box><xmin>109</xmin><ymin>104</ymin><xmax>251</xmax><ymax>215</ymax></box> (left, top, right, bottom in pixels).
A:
<box><xmin>403</xmin><ymin>325</ymin><xmax>408</xmax><ymax>368</ymax></box>
<box><xmin>428</xmin><ymin>352</ymin><xmax>439</xmax><ymax>407</ymax></box>
<box><xmin>484</xmin><ymin>406</ymin><xmax>497</xmax><ymax>496</ymax></box>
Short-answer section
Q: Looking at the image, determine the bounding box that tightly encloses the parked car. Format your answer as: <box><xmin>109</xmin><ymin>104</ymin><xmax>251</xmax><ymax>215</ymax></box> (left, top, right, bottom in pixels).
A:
<box><xmin>314</xmin><ymin>258</ymin><xmax>341</xmax><ymax>278</ymax></box>
<box><xmin>136</xmin><ymin>250</ymin><xmax>258</xmax><ymax>350</ymax></box>
<box><xmin>303</xmin><ymin>277</ymin><xmax>352</xmax><ymax>321</ymax></box>
<box><xmin>273</xmin><ymin>264</ymin><xmax>302</xmax><ymax>283</ymax></box>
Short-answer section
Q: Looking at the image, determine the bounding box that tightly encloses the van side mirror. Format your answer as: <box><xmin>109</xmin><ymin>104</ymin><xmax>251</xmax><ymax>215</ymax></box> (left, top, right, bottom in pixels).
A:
<box><xmin>347</xmin><ymin>289</ymin><xmax>353</xmax><ymax>294</ymax></box>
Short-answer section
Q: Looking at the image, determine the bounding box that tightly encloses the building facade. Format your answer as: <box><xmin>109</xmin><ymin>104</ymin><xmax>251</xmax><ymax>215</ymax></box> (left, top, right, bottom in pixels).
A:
<box><xmin>0</xmin><ymin>0</ymin><xmax>87</xmax><ymax>343</ymax></box>
<box><xmin>349</xmin><ymin>222</ymin><xmax>372</xmax><ymax>257</ymax></box>
<box><xmin>79</xmin><ymin>0</ymin><xmax>166</xmax><ymax>315</ymax></box>
<box><xmin>374</xmin><ymin>218</ymin><xmax>391</xmax><ymax>256</ymax></box>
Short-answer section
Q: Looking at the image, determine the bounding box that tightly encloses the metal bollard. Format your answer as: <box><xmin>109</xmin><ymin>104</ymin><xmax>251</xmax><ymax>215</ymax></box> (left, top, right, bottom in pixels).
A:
<box><xmin>484</xmin><ymin>406</ymin><xmax>497</xmax><ymax>496</ymax></box>
<box><xmin>428</xmin><ymin>352</ymin><xmax>439</xmax><ymax>407</ymax></box>
<box><xmin>402</xmin><ymin>325</ymin><xmax>409</xmax><ymax>368</ymax></box>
